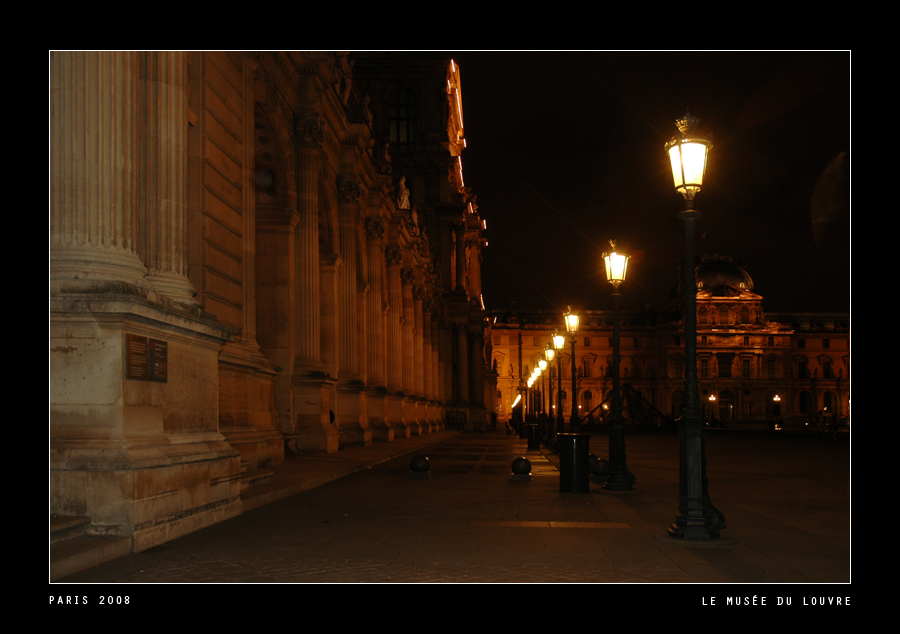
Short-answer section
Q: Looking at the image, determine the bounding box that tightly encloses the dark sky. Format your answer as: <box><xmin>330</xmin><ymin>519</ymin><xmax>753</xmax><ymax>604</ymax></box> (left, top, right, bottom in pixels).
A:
<box><xmin>446</xmin><ymin>51</ymin><xmax>850</xmax><ymax>315</ymax></box>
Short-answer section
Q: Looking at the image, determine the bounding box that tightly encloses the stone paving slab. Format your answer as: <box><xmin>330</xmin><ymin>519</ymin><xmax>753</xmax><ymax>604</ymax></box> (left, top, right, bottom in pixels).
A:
<box><xmin>54</xmin><ymin>429</ymin><xmax>850</xmax><ymax>593</ymax></box>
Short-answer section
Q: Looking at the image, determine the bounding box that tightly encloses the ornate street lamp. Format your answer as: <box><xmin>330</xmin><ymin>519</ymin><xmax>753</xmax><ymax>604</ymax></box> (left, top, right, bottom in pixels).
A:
<box><xmin>564</xmin><ymin>307</ymin><xmax>580</xmax><ymax>432</ymax></box>
<box><xmin>538</xmin><ymin>358</ymin><xmax>548</xmax><ymax>420</ymax></box>
<box><xmin>666</xmin><ymin>111</ymin><xmax>724</xmax><ymax>540</ymax></box>
<box><xmin>552</xmin><ymin>331</ymin><xmax>566</xmax><ymax>443</ymax></box>
<box><xmin>602</xmin><ymin>240</ymin><xmax>634</xmax><ymax>491</ymax></box>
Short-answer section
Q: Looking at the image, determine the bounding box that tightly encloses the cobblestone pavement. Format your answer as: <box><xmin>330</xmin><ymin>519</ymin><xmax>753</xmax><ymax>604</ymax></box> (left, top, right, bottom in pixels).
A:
<box><xmin>58</xmin><ymin>429</ymin><xmax>850</xmax><ymax>585</ymax></box>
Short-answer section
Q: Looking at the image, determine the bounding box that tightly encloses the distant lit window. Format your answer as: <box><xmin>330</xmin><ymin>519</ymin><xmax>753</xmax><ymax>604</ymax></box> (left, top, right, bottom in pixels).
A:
<box><xmin>389</xmin><ymin>88</ymin><xmax>417</xmax><ymax>150</ymax></box>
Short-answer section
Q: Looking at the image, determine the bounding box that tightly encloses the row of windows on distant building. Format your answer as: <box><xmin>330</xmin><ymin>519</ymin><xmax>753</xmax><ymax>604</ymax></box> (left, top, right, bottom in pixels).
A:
<box><xmin>516</xmin><ymin>335</ymin><xmax>838</xmax><ymax>349</ymax></box>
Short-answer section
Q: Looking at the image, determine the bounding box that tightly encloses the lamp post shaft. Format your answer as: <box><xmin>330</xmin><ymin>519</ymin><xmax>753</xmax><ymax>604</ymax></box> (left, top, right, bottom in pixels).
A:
<box><xmin>605</xmin><ymin>288</ymin><xmax>633</xmax><ymax>490</ymax></box>
<box><xmin>670</xmin><ymin>208</ymin><xmax>724</xmax><ymax>539</ymax></box>
<box><xmin>570</xmin><ymin>338</ymin><xmax>579</xmax><ymax>432</ymax></box>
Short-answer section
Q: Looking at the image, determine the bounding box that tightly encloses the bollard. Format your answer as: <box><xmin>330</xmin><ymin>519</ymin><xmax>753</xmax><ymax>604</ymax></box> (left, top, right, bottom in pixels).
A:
<box><xmin>408</xmin><ymin>455</ymin><xmax>430</xmax><ymax>479</ymax></box>
<box><xmin>511</xmin><ymin>456</ymin><xmax>532</xmax><ymax>481</ymax></box>
<box><xmin>527</xmin><ymin>423</ymin><xmax>540</xmax><ymax>449</ymax></box>
<box><xmin>558</xmin><ymin>433</ymin><xmax>590</xmax><ymax>493</ymax></box>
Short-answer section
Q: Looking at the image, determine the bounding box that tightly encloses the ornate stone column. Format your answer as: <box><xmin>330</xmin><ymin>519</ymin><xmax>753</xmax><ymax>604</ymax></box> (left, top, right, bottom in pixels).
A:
<box><xmin>413</xmin><ymin>284</ymin><xmax>428</xmax><ymax>431</ymax></box>
<box><xmin>336</xmin><ymin>176</ymin><xmax>369</xmax><ymax>445</ymax></box>
<box><xmin>457</xmin><ymin>323</ymin><xmax>470</xmax><ymax>405</ymax></box>
<box><xmin>385</xmin><ymin>245</ymin><xmax>407</xmax><ymax>436</ymax></box>
<box><xmin>50</xmin><ymin>51</ymin><xmax>149</xmax><ymax>289</ymax></box>
<box><xmin>290</xmin><ymin>114</ymin><xmax>337</xmax><ymax>453</ymax></box>
<box><xmin>365</xmin><ymin>217</ymin><xmax>392</xmax><ymax>440</ymax></box>
<box><xmin>454</xmin><ymin>220</ymin><xmax>467</xmax><ymax>295</ymax></box>
<box><xmin>140</xmin><ymin>51</ymin><xmax>198</xmax><ymax>306</ymax></box>
<box><xmin>401</xmin><ymin>267</ymin><xmax>419</xmax><ymax>434</ymax></box>
<box><xmin>422</xmin><ymin>298</ymin><xmax>435</xmax><ymax>426</ymax></box>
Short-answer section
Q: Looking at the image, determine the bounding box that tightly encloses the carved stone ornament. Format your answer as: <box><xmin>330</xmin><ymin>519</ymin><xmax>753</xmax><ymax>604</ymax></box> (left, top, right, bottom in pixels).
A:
<box><xmin>337</xmin><ymin>175</ymin><xmax>361</xmax><ymax>204</ymax></box>
<box><xmin>413</xmin><ymin>285</ymin><xmax>425</xmax><ymax>300</ymax></box>
<box><xmin>385</xmin><ymin>245</ymin><xmax>402</xmax><ymax>266</ymax></box>
<box><xmin>293</xmin><ymin>115</ymin><xmax>324</xmax><ymax>149</ymax></box>
<box><xmin>365</xmin><ymin>217</ymin><xmax>386</xmax><ymax>240</ymax></box>
<box><xmin>401</xmin><ymin>268</ymin><xmax>415</xmax><ymax>285</ymax></box>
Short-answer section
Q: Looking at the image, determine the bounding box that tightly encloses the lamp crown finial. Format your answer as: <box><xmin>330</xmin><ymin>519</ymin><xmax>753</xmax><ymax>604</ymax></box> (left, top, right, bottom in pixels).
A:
<box><xmin>676</xmin><ymin>110</ymin><xmax>700</xmax><ymax>136</ymax></box>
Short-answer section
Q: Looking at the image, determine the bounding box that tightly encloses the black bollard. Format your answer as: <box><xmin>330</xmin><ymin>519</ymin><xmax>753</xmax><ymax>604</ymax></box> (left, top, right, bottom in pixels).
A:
<box><xmin>558</xmin><ymin>433</ymin><xmax>590</xmax><ymax>493</ymax></box>
<box><xmin>527</xmin><ymin>423</ymin><xmax>540</xmax><ymax>450</ymax></box>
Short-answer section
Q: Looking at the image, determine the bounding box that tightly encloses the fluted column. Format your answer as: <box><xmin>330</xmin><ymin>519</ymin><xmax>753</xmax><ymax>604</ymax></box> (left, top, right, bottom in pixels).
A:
<box><xmin>336</xmin><ymin>177</ymin><xmax>361</xmax><ymax>379</ymax></box>
<box><xmin>457</xmin><ymin>323</ymin><xmax>470</xmax><ymax>404</ymax></box>
<box><xmin>289</xmin><ymin>114</ymin><xmax>336</xmax><ymax>453</ymax></box>
<box><xmin>401</xmin><ymin>267</ymin><xmax>419</xmax><ymax>434</ymax></box>
<box><xmin>293</xmin><ymin>116</ymin><xmax>325</xmax><ymax>373</ymax></box>
<box><xmin>335</xmin><ymin>176</ymin><xmax>369</xmax><ymax>445</ymax></box>
<box><xmin>385</xmin><ymin>245</ymin><xmax>407</xmax><ymax>435</ymax></box>
<box><xmin>140</xmin><ymin>51</ymin><xmax>198</xmax><ymax>305</ymax></box>
<box><xmin>413</xmin><ymin>285</ymin><xmax>427</xmax><ymax>431</ymax></box>
<box><xmin>454</xmin><ymin>220</ymin><xmax>467</xmax><ymax>294</ymax></box>
<box><xmin>423</xmin><ymin>298</ymin><xmax>434</xmax><ymax>420</ymax></box>
<box><xmin>364</xmin><ymin>217</ymin><xmax>391</xmax><ymax>440</ymax></box>
<box><xmin>50</xmin><ymin>51</ymin><xmax>149</xmax><ymax>288</ymax></box>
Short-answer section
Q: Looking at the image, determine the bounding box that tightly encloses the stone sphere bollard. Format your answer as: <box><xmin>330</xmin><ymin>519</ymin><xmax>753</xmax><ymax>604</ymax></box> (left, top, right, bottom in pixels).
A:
<box><xmin>511</xmin><ymin>456</ymin><xmax>533</xmax><ymax>481</ymax></box>
<box><xmin>512</xmin><ymin>457</ymin><xmax>531</xmax><ymax>474</ymax></box>
<box><xmin>408</xmin><ymin>455</ymin><xmax>430</xmax><ymax>479</ymax></box>
<box><xmin>591</xmin><ymin>458</ymin><xmax>609</xmax><ymax>475</ymax></box>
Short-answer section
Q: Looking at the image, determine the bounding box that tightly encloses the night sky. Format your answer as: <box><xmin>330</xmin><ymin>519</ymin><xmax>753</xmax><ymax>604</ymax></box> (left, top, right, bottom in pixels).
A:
<box><xmin>445</xmin><ymin>51</ymin><xmax>850</xmax><ymax>315</ymax></box>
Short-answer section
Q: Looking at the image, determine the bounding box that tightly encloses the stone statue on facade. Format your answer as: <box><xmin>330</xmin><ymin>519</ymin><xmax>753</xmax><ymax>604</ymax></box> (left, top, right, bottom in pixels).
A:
<box><xmin>397</xmin><ymin>176</ymin><xmax>410</xmax><ymax>209</ymax></box>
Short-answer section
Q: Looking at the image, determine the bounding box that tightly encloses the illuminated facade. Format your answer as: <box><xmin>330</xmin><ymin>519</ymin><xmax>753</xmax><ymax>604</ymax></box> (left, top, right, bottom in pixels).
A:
<box><xmin>488</xmin><ymin>255</ymin><xmax>849</xmax><ymax>426</ymax></box>
<box><xmin>50</xmin><ymin>52</ymin><xmax>490</xmax><ymax>563</ymax></box>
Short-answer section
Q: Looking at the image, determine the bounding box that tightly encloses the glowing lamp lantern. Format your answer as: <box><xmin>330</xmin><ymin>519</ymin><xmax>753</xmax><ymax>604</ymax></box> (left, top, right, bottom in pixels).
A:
<box><xmin>603</xmin><ymin>241</ymin><xmax>630</xmax><ymax>288</ymax></box>
<box><xmin>665</xmin><ymin>111</ymin><xmax>712</xmax><ymax>203</ymax></box>
<box><xmin>539</xmin><ymin>359</ymin><xmax>548</xmax><ymax>372</ymax></box>
<box><xmin>552</xmin><ymin>332</ymin><xmax>566</xmax><ymax>351</ymax></box>
<box><xmin>564</xmin><ymin>307</ymin><xmax>579</xmax><ymax>334</ymax></box>
<box><xmin>545</xmin><ymin>345</ymin><xmax>555</xmax><ymax>362</ymax></box>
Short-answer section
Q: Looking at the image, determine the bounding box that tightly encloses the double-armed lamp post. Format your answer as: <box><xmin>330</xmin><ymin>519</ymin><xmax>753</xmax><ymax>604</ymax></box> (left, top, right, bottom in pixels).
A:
<box><xmin>564</xmin><ymin>307</ymin><xmax>580</xmax><ymax>432</ymax></box>
<box><xmin>666</xmin><ymin>111</ymin><xmax>724</xmax><ymax>540</ymax></box>
<box><xmin>602</xmin><ymin>240</ymin><xmax>634</xmax><ymax>490</ymax></box>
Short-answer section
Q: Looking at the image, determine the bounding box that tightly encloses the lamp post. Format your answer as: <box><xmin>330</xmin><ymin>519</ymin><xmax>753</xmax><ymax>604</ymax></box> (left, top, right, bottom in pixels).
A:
<box><xmin>564</xmin><ymin>307</ymin><xmax>580</xmax><ymax>432</ymax></box>
<box><xmin>665</xmin><ymin>111</ymin><xmax>724</xmax><ymax>540</ymax></box>
<box><xmin>602</xmin><ymin>240</ymin><xmax>634</xmax><ymax>491</ymax></box>
<box><xmin>543</xmin><ymin>346</ymin><xmax>555</xmax><ymax>441</ymax></box>
<box><xmin>552</xmin><ymin>331</ymin><xmax>566</xmax><ymax>444</ymax></box>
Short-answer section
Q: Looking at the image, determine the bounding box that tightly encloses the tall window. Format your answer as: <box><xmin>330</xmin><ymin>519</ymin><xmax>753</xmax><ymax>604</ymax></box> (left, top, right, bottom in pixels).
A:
<box><xmin>798</xmin><ymin>360</ymin><xmax>810</xmax><ymax>379</ymax></box>
<box><xmin>740</xmin><ymin>306</ymin><xmax>750</xmax><ymax>324</ymax></box>
<box><xmin>742</xmin><ymin>357</ymin><xmax>751</xmax><ymax>378</ymax></box>
<box><xmin>823</xmin><ymin>360</ymin><xmax>834</xmax><ymax>379</ymax></box>
<box><xmin>582</xmin><ymin>358</ymin><xmax>592</xmax><ymax>378</ymax></box>
<box><xmin>767</xmin><ymin>357</ymin><xmax>777</xmax><ymax>379</ymax></box>
<box><xmin>389</xmin><ymin>88</ymin><xmax>417</xmax><ymax>150</ymax></box>
<box><xmin>700</xmin><ymin>357</ymin><xmax>709</xmax><ymax>378</ymax></box>
<box><xmin>673</xmin><ymin>358</ymin><xmax>683</xmax><ymax>379</ymax></box>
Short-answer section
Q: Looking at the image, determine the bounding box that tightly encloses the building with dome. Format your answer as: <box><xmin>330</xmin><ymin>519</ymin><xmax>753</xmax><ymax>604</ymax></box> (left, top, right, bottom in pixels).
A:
<box><xmin>487</xmin><ymin>254</ymin><xmax>849</xmax><ymax>427</ymax></box>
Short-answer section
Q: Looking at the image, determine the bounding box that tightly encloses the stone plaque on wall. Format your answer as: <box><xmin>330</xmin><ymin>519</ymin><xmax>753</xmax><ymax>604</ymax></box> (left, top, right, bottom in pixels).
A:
<box><xmin>126</xmin><ymin>334</ymin><xmax>148</xmax><ymax>380</ymax></box>
<box><xmin>149</xmin><ymin>339</ymin><xmax>167</xmax><ymax>382</ymax></box>
<box><xmin>126</xmin><ymin>334</ymin><xmax>168</xmax><ymax>382</ymax></box>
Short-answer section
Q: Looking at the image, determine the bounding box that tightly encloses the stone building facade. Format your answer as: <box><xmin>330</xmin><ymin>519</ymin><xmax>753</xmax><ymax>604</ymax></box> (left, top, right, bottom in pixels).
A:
<box><xmin>488</xmin><ymin>255</ymin><xmax>849</xmax><ymax>426</ymax></box>
<box><xmin>50</xmin><ymin>52</ymin><xmax>489</xmax><ymax>552</ymax></box>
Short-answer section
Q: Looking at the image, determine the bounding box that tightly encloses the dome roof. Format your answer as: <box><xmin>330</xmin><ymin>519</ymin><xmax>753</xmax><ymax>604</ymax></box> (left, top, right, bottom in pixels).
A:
<box><xmin>695</xmin><ymin>255</ymin><xmax>753</xmax><ymax>290</ymax></box>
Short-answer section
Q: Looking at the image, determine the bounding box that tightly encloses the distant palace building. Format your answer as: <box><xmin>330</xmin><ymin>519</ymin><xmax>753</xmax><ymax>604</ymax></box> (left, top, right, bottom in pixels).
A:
<box><xmin>488</xmin><ymin>255</ymin><xmax>849</xmax><ymax>425</ymax></box>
